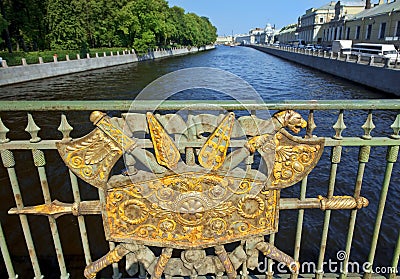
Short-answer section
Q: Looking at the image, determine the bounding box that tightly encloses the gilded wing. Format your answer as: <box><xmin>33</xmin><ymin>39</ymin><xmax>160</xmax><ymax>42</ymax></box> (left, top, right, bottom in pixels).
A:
<box><xmin>198</xmin><ymin>112</ymin><xmax>235</xmax><ymax>170</ymax></box>
<box><xmin>267</xmin><ymin>129</ymin><xmax>324</xmax><ymax>189</ymax></box>
<box><xmin>146</xmin><ymin>112</ymin><xmax>181</xmax><ymax>170</ymax></box>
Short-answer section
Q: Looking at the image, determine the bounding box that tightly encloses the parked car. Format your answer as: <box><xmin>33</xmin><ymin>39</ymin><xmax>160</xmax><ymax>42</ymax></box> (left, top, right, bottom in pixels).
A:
<box><xmin>305</xmin><ymin>44</ymin><xmax>316</xmax><ymax>51</ymax></box>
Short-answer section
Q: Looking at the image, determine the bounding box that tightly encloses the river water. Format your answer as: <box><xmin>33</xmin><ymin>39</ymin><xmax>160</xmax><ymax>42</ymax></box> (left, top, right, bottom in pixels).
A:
<box><xmin>0</xmin><ymin>46</ymin><xmax>398</xmax><ymax>278</ymax></box>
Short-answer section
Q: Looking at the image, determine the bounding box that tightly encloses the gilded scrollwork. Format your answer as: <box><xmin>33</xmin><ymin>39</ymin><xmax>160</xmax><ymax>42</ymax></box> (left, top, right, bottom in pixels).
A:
<box><xmin>118</xmin><ymin>199</ymin><xmax>149</xmax><ymax>225</ymax></box>
<box><xmin>105</xmin><ymin>174</ymin><xmax>278</xmax><ymax>249</ymax></box>
<box><xmin>56</xmin><ymin>112</ymin><xmax>136</xmax><ymax>189</ymax></box>
<box><xmin>57</xmin><ymin>129</ymin><xmax>123</xmax><ymax>189</ymax></box>
<box><xmin>237</xmin><ymin>195</ymin><xmax>265</xmax><ymax>219</ymax></box>
<box><xmin>268</xmin><ymin>130</ymin><xmax>324</xmax><ymax>188</ymax></box>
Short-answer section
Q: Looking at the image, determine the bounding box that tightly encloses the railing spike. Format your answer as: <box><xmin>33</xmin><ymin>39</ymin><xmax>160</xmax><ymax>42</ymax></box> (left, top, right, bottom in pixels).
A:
<box><xmin>306</xmin><ymin>110</ymin><xmax>317</xmax><ymax>138</ymax></box>
<box><xmin>390</xmin><ymin>114</ymin><xmax>400</xmax><ymax>139</ymax></box>
<box><xmin>361</xmin><ymin>110</ymin><xmax>375</xmax><ymax>140</ymax></box>
<box><xmin>58</xmin><ymin>114</ymin><xmax>73</xmax><ymax>142</ymax></box>
<box><xmin>25</xmin><ymin>113</ymin><xmax>41</xmax><ymax>143</ymax></box>
<box><xmin>332</xmin><ymin>110</ymin><xmax>346</xmax><ymax>139</ymax></box>
<box><xmin>0</xmin><ymin>117</ymin><xmax>10</xmax><ymax>143</ymax></box>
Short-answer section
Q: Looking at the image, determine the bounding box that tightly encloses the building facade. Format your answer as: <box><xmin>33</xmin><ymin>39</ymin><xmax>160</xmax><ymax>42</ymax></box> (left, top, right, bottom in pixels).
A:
<box><xmin>276</xmin><ymin>24</ymin><xmax>298</xmax><ymax>44</ymax></box>
<box><xmin>320</xmin><ymin>0</ymin><xmax>366</xmax><ymax>44</ymax></box>
<box><xmin>298</xmin><ymin>1</ymin><xmax>337</xmax><ymax>44</ymax></box>
<box><xmin>216</xmin><ymin>36</ymin><xmax>234</xmax><ymax>44</ymax></box>
<box><xmin>235</xmin><ymin>25</ymin><xmax>277</xmax><ymax>45</ymax></box>
<box><xmin>319</xmin><ymin>0</ymin><xmax>400</xmax><ymax>47</ymax></box>
<box><xmin>344</xmin><ymin>0</ymin><xmax>400</xmax><ymax>47</ymax></box>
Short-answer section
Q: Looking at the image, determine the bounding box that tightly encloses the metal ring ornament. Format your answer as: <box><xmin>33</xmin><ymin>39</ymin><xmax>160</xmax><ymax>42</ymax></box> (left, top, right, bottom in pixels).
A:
<box><xmin>237</xmin><ymin>195</ymin><xmax>265</xmax><ymax>219</ymax></box>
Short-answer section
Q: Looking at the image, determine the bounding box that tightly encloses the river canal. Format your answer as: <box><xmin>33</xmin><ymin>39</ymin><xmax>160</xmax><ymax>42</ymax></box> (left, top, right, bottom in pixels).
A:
<box><xmin>0</xmin><ymin>46</ymin><xmax>398</xmax><ymax>278</ymax></box>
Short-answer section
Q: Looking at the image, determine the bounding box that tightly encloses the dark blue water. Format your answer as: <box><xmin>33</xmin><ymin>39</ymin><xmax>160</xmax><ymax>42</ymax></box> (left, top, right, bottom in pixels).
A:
<box><xmin>0</xmin><ymin>46</ymin><xmax>398</xmax><ymax>278</ymax></box>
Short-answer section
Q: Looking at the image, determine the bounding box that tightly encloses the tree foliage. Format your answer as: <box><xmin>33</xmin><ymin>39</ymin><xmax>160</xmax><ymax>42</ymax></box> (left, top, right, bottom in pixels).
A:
<box><xmin>0</xmin><ymin>13</ymin><xmax>7</xmax><ymax>44</ymax></box>
<box><xmin>0</xmin><ymin>0</ymin><xmax>217</xmax><ymax>53</ymax></box>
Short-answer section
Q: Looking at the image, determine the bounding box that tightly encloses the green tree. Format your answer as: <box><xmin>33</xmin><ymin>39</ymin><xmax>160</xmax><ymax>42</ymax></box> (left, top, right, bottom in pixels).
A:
<box><xmin>183</xmin><ymin>13</ymin><xmax>201</xmax><ymax>46</ymax></box>
<box><xmin>168</xmin><ymin>6</ymin><xmax>185</xmax><ymax>45</ymax></box>
<box><xmin>0</xmin><ymin>13</ymin><xmax>7</xmax><ymax>45</ymax></box>
<box><xmin>133</xmin><ymin>30</ymin><xmax>156</xmax><ymax>53</ymax></box>
<box><xmin>201</xmin><ymin>16</ymin><xmax>217</xmax><ymax>44</ymax></box>
<box><xmin>0</xmin><ymin>0</ymin><xmax>217</xmax><ymax>52</ymax></box>
<box><xmin>46</xmin><ymin>0</ymin><xmax>87</xmax><ymax>50</ymax></box>
<box><xmin>116</xmin><ymin>1</ymin><xmax>141</xmax><ymax>47</ymax></box>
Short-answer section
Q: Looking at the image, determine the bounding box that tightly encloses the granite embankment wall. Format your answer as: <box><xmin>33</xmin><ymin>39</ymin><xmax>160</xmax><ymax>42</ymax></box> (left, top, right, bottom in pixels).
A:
<box><xmin>0</xmin><ymin>45</ymin><xmax>215</xmax><ymax>86</ymax></box>
<box><xmin>250</xmin><ymin>45</ymin><xmax>400</xmax><ymax>97</ymax></box>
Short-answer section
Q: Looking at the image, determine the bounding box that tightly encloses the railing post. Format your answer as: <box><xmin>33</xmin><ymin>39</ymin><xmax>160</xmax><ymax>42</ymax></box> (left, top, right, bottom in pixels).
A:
<box><xmin>369</xmin><ymin>56</ymin><xmax>374</xmax><ymax>66</ymax></box>
<box><xmin>1</xmin><ymin>148</ymin><xmax>43</xmax><ymax>278</ymax></box>
<box><xmin>388</xmin><ymin>231</ymin><xmax>400</xmax><ymax>279</ymax></box>
<box><xmin>384</xmin><ymin>58</ymin><xmax>391</xmax><ymax>68</ymax></box>
<box><xmin>1</xmin><ymin>59</ymin><xmax>8</xmax><ymax>67</ymax></box>
<box><xmin>363</xmin><ymin>145</ymin><xmax>399</xmax><ymax>279</ymax></box>
<box><xmin>316</xmin><ymin>110</ymin><xmax>346</xmax><ymax>279</ymax></box>
<box><xmin>22</xmin><ymin>58</ymin><xmax>27</xmax><ymax>66</ymax></box>
<box><xmin>339</xmin><ymin>145</ymin><xmax>370</xmax><ymax>279</ymax></box>
<box><xmin>290</xmin><ymin>176</ymin><xmax>308</xmax><ymax>279</ymax></box>
<box><xmin>66</xmin><ymin>54</ymin><xmax>70</xmax><ymax>61</ymax></box>
<box><xmin>38</xmin><ymin>57</ymin><xmax>43</xmax><ymax>64</ymax></box>
<box><xmin>26</xmin><ymin>114</ymin><xmax>70</xmax><ymax>278</ymax></box>
<box><xmin>86</xmin><ymin>53</ymin><xmax>90</xmax><ymax>59</ymax></box>
<box><xmin>0</xmin><ymin>221</ymin><xmax>18</xmax><ymax>279</ymax></box>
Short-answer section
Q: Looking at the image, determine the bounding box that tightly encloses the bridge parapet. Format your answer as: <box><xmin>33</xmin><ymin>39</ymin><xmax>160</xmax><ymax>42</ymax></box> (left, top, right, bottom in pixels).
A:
<box><xmin>0</xmin><ymin>100</ymin><xmax>399</xmax><ymax>279</ymax></box>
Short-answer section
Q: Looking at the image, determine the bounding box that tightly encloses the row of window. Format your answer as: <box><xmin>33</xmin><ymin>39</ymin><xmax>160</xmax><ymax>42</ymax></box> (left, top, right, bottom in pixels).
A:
<box><xmin>322</xmin><ymin>21</ymin><xmax>400</xmax><ymax>41</ymax></box>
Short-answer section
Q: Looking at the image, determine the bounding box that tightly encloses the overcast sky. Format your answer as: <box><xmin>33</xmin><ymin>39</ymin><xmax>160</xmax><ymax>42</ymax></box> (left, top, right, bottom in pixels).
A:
<box><xmin>167</xmin><ymin>0</ymin><xmax>368</xmax><ymax>36</ymax></box>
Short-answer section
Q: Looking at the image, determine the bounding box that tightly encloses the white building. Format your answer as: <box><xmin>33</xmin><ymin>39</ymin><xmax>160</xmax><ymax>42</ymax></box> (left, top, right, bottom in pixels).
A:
<box><xmin>216</xmin><ymin>36</ymin><xmax>234</xmax><ymax>44</ymax></box>
<box><xmin>234</xmin><ymin>24</ymin><xmax>277</xmax><ymax>45</ymax></box>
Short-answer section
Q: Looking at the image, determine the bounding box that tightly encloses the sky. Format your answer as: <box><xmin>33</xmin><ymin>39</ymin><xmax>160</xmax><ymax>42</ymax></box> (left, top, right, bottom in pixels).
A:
<box><xmin>167</xmin><ymin>0</ymin><xmax>338</xmax><ymax>36</ymax></box>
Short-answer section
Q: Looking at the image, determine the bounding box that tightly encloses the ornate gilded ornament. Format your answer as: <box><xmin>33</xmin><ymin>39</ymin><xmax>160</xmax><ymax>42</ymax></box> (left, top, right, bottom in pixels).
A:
<box><xmin>105</xmin><ymin>174</ymin><xmax>278</xmax><ymax>249</ymax></box>
<box><xmin>10</xmin><ymin>109</ymin><xmax>370</xmax><ymax>279</ymax></box>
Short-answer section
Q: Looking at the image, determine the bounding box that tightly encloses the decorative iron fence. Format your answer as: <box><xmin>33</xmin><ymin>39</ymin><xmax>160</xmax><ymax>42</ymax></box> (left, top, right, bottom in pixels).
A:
<box><xmin>0</xmin><ymin>100</ymin><xmax>399</xmax><ymax>279</ymax></box>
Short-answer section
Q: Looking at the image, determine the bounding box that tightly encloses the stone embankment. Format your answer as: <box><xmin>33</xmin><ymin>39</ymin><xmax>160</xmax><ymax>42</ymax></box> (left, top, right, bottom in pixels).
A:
<box><xmin>0</xmin><ymin>45</ymin><xmax>215</xmax><ymax>86</ymax></box>
<box><xmin>249</xmin><ymin>45</ymin><xmax>400</xmax><ymax>97</ymax></box>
